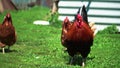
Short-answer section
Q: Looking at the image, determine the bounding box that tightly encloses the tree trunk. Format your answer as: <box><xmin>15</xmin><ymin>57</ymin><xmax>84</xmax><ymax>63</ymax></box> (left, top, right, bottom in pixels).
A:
<box><xmin>36</xmin><ymin>0</ymin><xmax>41</xmax><ymax>6</ymax></box>
<box><xmin>51</xmin><ymin>0</ymin><xmax>59</xmax><ymax>14</ymax></box>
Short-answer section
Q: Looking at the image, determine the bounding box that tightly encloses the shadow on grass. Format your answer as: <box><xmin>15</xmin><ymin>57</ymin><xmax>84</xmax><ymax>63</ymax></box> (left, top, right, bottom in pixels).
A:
<box><xmin>64</xmin><ymin>55</ymin><xmax>95</xmax><ymax>66</ymax></box>
<box><xmin>0</xmin><ymin>49</ymin><xmax>17</xmax><ymax>53</ymax></box>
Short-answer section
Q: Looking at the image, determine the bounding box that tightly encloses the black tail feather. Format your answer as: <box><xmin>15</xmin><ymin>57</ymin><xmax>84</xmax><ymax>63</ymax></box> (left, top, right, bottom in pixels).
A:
<box><xmin>81</xmin><ymin>5</ymin><xmax>88</xmax><ymax>24</ymax></box>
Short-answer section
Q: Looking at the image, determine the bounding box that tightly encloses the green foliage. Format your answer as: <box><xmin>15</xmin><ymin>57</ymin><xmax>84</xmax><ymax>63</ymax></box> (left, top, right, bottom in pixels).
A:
<box><xmin>49</xmin><ymin>13</ymin><xmax>59</xmax><ymax>23</ymax></box>
<box><xmin>48</xmin><ymin>13</ymin><xmax>62</xmax><ymax>28</ymax></box>
<box><xmin>0</xmin><ymin>6</ymin><xmax>120</xmax><ymax>68</ymax></box>
<box><xmin>98</xmin><ymin>25</ymin><xmax>119</xmax><ymax>34</ymax></box>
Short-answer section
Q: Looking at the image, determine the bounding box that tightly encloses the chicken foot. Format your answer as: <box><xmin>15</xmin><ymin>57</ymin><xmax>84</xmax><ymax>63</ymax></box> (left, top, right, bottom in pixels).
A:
<box><xmin>2</xmin><ymin>48</ymin><xmax>5</xmax><ymax>54</ymax></box>
<box><xmin>69</xmin><ymin>56</ymin><xmax>74</xmax><ymax>65</ymax></box>
<box><xmin>82</xmin><ymin>58</ymin><xmax>86</xmax><ymax>67</ymax></box>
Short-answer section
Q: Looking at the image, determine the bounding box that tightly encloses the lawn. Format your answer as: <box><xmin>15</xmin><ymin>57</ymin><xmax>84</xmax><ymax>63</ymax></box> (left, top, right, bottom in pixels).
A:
<box><xmin>0</xmin><ymin>6</ymin><xmax>120</xmax><ymax>68</ymax></box>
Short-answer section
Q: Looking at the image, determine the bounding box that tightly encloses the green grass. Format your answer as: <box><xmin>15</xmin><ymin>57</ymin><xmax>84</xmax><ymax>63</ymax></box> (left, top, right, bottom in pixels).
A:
<box><xmin>0</xmin><ymin>6</ymin><xmax>120</xmax><ymax>68</ymax></box>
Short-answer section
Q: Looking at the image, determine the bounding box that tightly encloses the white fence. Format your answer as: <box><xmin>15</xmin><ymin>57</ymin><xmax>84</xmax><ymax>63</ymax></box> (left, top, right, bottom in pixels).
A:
<box><xmin>58</xmin><ymin>0</ymin><xmax>120</xmax><ymax>31</ymax></box>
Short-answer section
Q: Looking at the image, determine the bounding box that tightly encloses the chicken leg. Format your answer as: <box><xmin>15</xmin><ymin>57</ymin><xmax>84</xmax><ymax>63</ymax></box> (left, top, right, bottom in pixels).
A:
<box><xmin>0</xmin><ymin>42</ymin><xmax>5</xmax><ymax>54</ymax></box>
<box><xmin>2</xmin><ymin>48</ymin><xmax>5</xmax><ymax>54</ymax></box>
<box><xmin>82</xmin><ymin>58</ymin><xmax>86</xmax><ymax>67</ymax></box>
<box><xmin>69</xmin><ymin>56</ymin><xmax>74</xmax><ymax>65</ymax></box>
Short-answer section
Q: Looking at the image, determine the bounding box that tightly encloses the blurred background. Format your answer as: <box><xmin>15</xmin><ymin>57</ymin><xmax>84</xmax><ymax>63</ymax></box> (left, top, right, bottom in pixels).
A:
<box><xmin>1</xmin><ymin>0</ymin><xmax>120</xmax><ymax>31</ymax></box>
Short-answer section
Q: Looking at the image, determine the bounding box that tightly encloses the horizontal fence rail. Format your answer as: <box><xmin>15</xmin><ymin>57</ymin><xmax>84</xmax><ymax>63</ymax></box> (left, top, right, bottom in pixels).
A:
<box><xmin>58</xmin><ymin>0</ymin><xmax>120</xmax><ymax>31</ymax></box>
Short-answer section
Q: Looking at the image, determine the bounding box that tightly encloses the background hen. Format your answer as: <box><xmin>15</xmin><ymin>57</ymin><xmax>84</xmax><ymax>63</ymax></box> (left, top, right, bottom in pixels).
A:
<box><xmin>0</xmin><ymin>13</ymin><xmax>16</xmax><ymax>54</ymax></box>
<box><xmin>61</xmin><ymin>6</ymin><xmax>94</xmax><ymax>67</ymax></box>
<box><xmin>61</xmin><ymin>17</ymin><xmax>72</xmax><ymax>48</ymax></box>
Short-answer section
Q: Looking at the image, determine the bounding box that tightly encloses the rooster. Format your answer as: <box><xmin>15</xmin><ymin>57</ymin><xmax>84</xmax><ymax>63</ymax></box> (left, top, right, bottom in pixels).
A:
<box><xmin>61</xmin><ymin>5</ymin><xmax>94</xmax><ymax>66</ymax></box>
<box><xmin>0</xmin><ymin>13</ymin><xmax>16</xmax><ymax>54</ymax></box>
<box><xmin>61</xmin><ymin>14</ymin><xmax>94</xmax><ymax>67</ymax></box>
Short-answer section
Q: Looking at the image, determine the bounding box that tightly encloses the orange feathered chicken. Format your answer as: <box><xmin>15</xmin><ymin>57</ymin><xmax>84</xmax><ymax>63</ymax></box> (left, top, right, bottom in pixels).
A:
<box><xmin>0</xmin><ymin>13</ymin><xmax>16</xmax><ymax>54</ymax></box>
<box><xmin>61</xmin><ymin>17</ymin><xmax>72</xmax><ymax>47</ymax></box>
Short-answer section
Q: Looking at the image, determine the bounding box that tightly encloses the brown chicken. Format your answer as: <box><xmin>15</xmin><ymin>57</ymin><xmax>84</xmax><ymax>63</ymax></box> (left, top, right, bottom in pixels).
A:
<box><xmin>61</xmin><ymin>14</ymin><xmax>94</xmax><ymax>66</ymax></box>
<box><xmin>0</xmin><ymin>13</ymin><xmax>16</xmax><ymax>54</ymax></box>
<box><xmin>61</xmin><ymin>17</ymin><xmax>72</xmax><ymax>48</ymax></box>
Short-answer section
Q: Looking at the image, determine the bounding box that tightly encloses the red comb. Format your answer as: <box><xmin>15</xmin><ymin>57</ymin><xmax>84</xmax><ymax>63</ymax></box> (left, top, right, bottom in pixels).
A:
<box><xmin>64</xmin><ymin>17</ymin><xmax>69</xmax><ymax>23</ymax></box>
<box><xmin>77</xmin><ymin>14</ymin><xmax>82</xmax><ymax>19</ymax></box>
